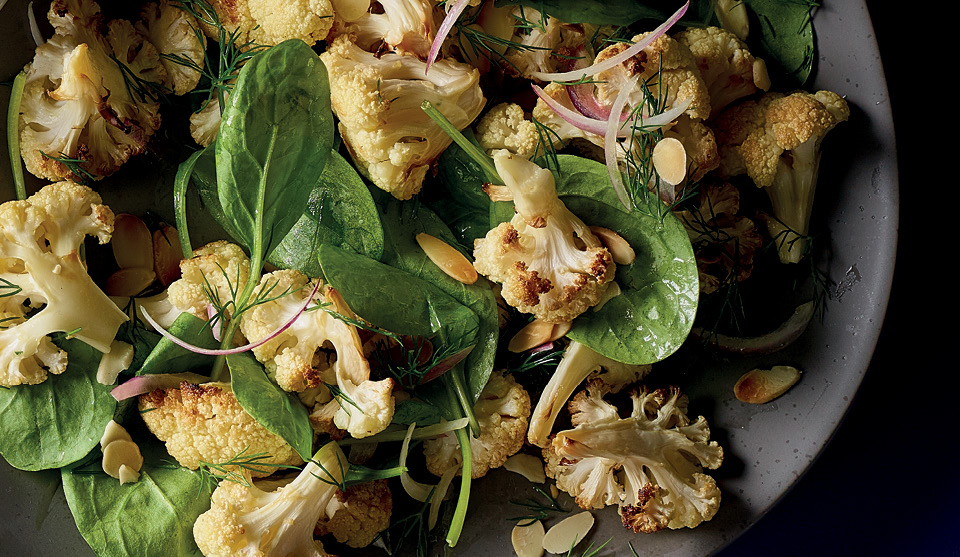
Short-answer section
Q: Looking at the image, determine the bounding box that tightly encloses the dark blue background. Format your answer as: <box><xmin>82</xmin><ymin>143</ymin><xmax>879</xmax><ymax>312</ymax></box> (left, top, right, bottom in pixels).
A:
<box><xmin>718</xmin><ymin>5</ymin><xmax>956</xmax><ymax>557</ymax></box>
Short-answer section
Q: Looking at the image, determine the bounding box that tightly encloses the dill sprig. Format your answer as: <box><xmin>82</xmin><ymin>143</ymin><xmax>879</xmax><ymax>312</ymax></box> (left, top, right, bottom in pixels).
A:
<box><xmin>383</xmin><ymin>492</ymin><xmax>434</xmax><ymax>557</ymax></box>
<box><xmin>0</xmin><ymin>277</ymin><xmax>22</xmax><ymax>299</ymax></box>
<box><xmin>507</xmin><ymin>346</ymin><xmax>563</xmax><ymax>375</ymax></box>
<box><xmin>531</xmin><ymin>114</ymin><xmax>562</xmax><ymax>171</ymax></box>
<box><xmin>197</xmin><ymin>447</ymin><xmax>300</xmax><ymax>490</ymax></box>
<box><xmin>111</xmin><ymin>54</ymin><xmax>171</xmax><ymax>105</ymax></box>
<box><xmin>568</xmin><ymin>538</ymin><xmax>612</xmax><ymax>557</ymax></box>
<box><xmin>309</xmin><ymin>443</ymin><xmax>348</xmax><ymax>492</ymax></box>
<box><xmin>322</xmin><ymin>380</ymin><xmax>363</xmax><ymax>416</ymax></box>
<box><xmin>39</xmin><ymin>151</ymin><xmax>96</xmax><ymax>185</ymax></box>
<box><xmin>508</xmin><ymin>484</ymin><xmax>568</xmax><ymax>526</ymax></box>
<box><xmin>368</xmin><ymin>334</ymin><xmax>466</xmax><ymax>392</ymax></box>
<box><xmin>452</xmin><ymin>4</ymin><xmax>554</xmax><ymax>74</ymax></box>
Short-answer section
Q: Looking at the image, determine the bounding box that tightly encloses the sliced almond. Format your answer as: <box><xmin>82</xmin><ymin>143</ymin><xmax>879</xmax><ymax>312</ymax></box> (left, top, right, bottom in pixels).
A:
<box><xmin>106</xmin><ymin>267</ymin><xmax>156</xmax><ymax>297</ymax></box>
<box><xmin>330</xmin><ymin>0</ymin><xmax>370</xmax><ymax>22</ymax></box>
<box><xmin>416</xmin><ymin>233</ymin><xmax>478</xmax><ymax>284</ymax></box>
<box><xmin>96</xmin><ymin>340</ymin><xmax>134</xmax><ymax>385</ymax></box>
<box><xmin>100</xmin><ymin>419</ymin><xmax>133</xmax><ymax>449</ymax></box>
<box><xmin>504</xmin><ymin>453</ymin><xmax>546</xmax><ymax>484</ymax></box>
<box><xmin>715</xmin><ymin>0</ymin><xmax>750</xmax><ymax>40</ymax></box>
<box><xmin>482</xmin><ymin>183</ymin><xmax>514</xmax><ymax>201</ymax></box>
<box><xmin>112</xmin><ymin>213</ymin><xmax>154</xmax><ymax>270</ymax></box>
<box><xmin>589</xmin><ymin>226</ymin><xmax>635</xmax><ymax>265</ymax></box>
<box><xmin>508</xmin><ymin>319</ymin><xmax>555</xmax><ymax>353</ymax></box>
<box><xmin>512</xmin><ymin>520</ymin><xmax>545</xmax><ymax>557</ymax></box>
<box><xmin>153</xmin><ymin>224</ymin><xmax>184</xmax><ymax>287</ymax></box>
<box><xmin>734</xmin><ymin>365</ymin><xmax>801</xmax><ymax>404</ymax></box>
<box><xmin>102</xmin><ymin>439</ymin><xmax>144</xmax><ymax>479</ymax></box>
<box><xmin>550</xmin><ymin>321</ymin><xmax>571</xmax><ymax>342</ymax></box>
<box><xmin>542</xmin><ymin>511</ymin><xmax>594</xmax><ymax>554</ymax></box>
<box><xmin>652</xmin><ymin>137</ymin><xmax>687</xmax><ymax>186</ymax></box>
<box><xmin>753</xmin><ymin>58</ymin><xmax>771</xmax><ymax>91</ymax></box>
<box><xmin>593</xmin><ymin>282</ymin><xmax>621</xmax><ymax>312</ymax></box>
<box><xmin>118</xmin><ymin>464</ymin><xmax>140</xmax><ymax>485</ymax></box>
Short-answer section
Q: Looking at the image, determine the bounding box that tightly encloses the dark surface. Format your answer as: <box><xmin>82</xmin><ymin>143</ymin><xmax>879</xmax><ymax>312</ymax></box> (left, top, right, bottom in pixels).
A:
<box><xmin>718</xmin><ymin>6</ymin><xmax>956</xmax><ymax>557</ymax></box>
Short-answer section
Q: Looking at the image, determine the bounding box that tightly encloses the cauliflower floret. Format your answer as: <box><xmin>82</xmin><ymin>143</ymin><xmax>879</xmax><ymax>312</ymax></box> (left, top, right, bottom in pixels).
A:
<box><xmin>544</xmin><ymin>382</ymin><xmax>723</xmax><ymax>532</ymax></box>
<box><xmin>320</xmin><ymin>35</ymin><xmax>485</xmax><ymax>200</ymax></box>
<box><xmin>663</xmin><ymin>115</ymin><xmax>719</xmax><ymax>184</ymax></box>
<box><xmin>527</xmin><ymin>341</ymin><xmax>649</xmax><ymax>447</ymax></box>
<box><xmin>713</xmin><ymin>90</ymin><xmax>850</xmax><ymax>263</ymax></box>
<box><xmin>423</xmin><ymin>372</ymin><xmax>531</xmax><ymax>478</ymax></box>
<box><xmin>189</xmin><ymin>92</ymin><xmax>225</xmax><ymax>146</ymax></box>
<box><xmin>137</xmin><ymin>0</ymin><xmax>206</xmax><ymax>95</ymax></box>
<box><xmin>675</xmin><ymin>182</ymin><xmax>763</xmax><ymax>294</ymax></box>
<box><xmin>166</xmin><ymin>240</ymin><xmax>250</xmax><ymax>321</ymax></box>
<box><xmin>339</xmin><ymin>0</ymin><xmax>438</xmax><ymax>59</ymax></box>
<box><xmin>674</xmin><ymin>26</ymin><xmax>770</xmax><ymax>117</ymax></box>
<box><xmin>0</xmin><ymin>182</ymin><xmax>127</xmax><ymax>387</ymax></box>
<box><xmin>475</xmin><ymin>102</ymin><xmax>540</xmax><ymax>157</ymax></box>
<box><xmin>315</xmin><ymin>479</ymin><xmax>392</xmax><ymax>548</ymax></box>
<box><xmin>200</xmin><ymin>0</ymin><xmax>335</xmax><ymax>46</ymax></box>
<box><xmin>473</xmin><ymin>151</ymin><xmax>615</xmax><ymax>323</ymax></box>
<box><xmin>19</xmin><ymin>0</ymin><xmax>166</xmax><ymax>181</ymax></box>
<box><xmin>193</xmin><ymin>441</ymin><xmax>347</xmax><ymax>557</ymax></box>
<box><xmin>138</xmin><ymin>381</ymin><xmax>304</xmax><ymax>475</ymax></box>
<box><xmin>594</xmin><ymin>31</ymin><xmax>711</xmax><ymax>121</ymax></box>
<box><xmin>240</xmin><ymin>269</ymin><xmax>395</xmax><ymax>439</ymax></box>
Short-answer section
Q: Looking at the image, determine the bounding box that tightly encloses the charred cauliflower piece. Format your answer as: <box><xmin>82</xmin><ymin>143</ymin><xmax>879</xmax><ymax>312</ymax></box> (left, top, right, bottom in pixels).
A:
<box><xmin>139</xmin><ymin>381</ymin><xmax>303</xmax><ymax>475</ymax></box>
<box><xmin>319</xmin><ymin>35</ymin><xmax>485</xmax><ymax>200</ymax></box>
<box><xmin>423</xmin><ymin>372</ymin><xmax>531</xmax><ymax>478</ymax></box>
<box><xmin>19</xmin><ymin>0</ymin><xmax>166</xmax><ymax>182</ymax></box>
<box><xmin>544</xmin><ymin>382</ymin><xmax>723</xmax><ymax>533</ymax></box>
<box><xmin>198</xmin><ymin>0</ymin><xmax>335</xmax><ymax>46</ymax></box>
<box><xmin>166</xmin><ymin>240</ymin><xmax>250</xmax><ymax>321</ymax></box>
<box><xmin>315</xmin><ymin>479</ymin><xmax>392</xmax><ymax>548</ymax></box>
<box><xmin>137</xmin><ymin>0</ymin><xmax>206</xmax><ymax>95</ymax></box>
<box><xmin>337</xmin><ymin>0</ymin><xmax>438</xmax><ymax>59</ymax></box>
<box><xmin>473</xmin><ymin>150</ymin><xmax>615</xmax><ymax>323</ymax></box>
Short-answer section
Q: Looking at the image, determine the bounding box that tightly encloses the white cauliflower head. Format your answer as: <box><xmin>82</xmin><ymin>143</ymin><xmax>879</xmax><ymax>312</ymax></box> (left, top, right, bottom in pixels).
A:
<box><xmin>137</xmin><ymin>0</ymin><xmax>206</xmax><ymax>95</ymax></box>
<box><xmin>475</xmin><ymin>102</ymin><xmax>540</xmax><ymax>157</ymax></box>
<box><xmin>193</xmin><ymin>441</ymin><xmax>347</xmax><ymax>557</ymax></box>
<box><xmin>0</xmin><ymin>182</ymin><xmax>127</xmax><ymax>387</ymax></box>
<box><xmin>239</xmin><ymin>269</ymin><xmax>395</xmax><ymax>439</ymax></box>
<box><xmin>199</xmin><ymin>0</ymin><xmax>335</xmax><ymax>46</ymax></box>
<box><xmin>338</xmin><ymin>0</ymin><xmax>439</xmax><ymax>59</ymax></box>
<box><xmin>166</xmin><ymin>240</ymin><xmax>250</xmax><ymax>321</ymax></box>
<box><xmin>19</xmin><ymin>0</ymin><xmax>166</xmax><ymax>181</ymax></box>
<box><xmin>472</xmin><ymin>151</ymin><xmax>615</xmax><ymax>324</ymax></box>
<box><xmin>138</xmin><ymin>381</ymin><xmax>304</xmax><ymax>474</ymax></box>
<box><xmin>320</xmin><ymin>35</ymin><xmax>486</xmax><ymax>200</ymax></box>
<box><xmin>423</xmin><ymin>372</ymin><xmax>531</xmax><ymax>478</ymax></box>
<box><xmin>544</xmin><ymin>382</ymin><xmax>723</xmax><ymax>532</ymax></box>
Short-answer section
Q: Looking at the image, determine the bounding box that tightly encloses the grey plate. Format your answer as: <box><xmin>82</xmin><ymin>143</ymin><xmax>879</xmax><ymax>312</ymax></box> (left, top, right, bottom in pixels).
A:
<box><xmin>0</xmin><ymin>1</ymin><xmax>897</xmax><ymax>555</ymax></box>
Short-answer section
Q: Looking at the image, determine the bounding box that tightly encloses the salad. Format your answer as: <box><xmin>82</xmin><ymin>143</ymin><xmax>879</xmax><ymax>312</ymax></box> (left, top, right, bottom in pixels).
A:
<box><xmin>0</xmin><ymin>0</ymin><xmax>850</xmax><ymax>555</ymax></box>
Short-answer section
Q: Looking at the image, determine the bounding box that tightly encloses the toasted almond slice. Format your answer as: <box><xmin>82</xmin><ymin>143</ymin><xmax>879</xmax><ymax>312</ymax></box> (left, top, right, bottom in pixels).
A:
<box><xmin>99</xmin><ymin>419</ymin><xmax>133</xmax><ymax>449</ymax></box>
<box><xmin>508</xmin><ymin>319</ymin><xmax>555</xmax><ymax>353</ymax></box>
<box><xmin>715</xmin><ymin>0</ymin><xmax>750</xmax><ymax>40</ymax></box>
<box><xmin>331</xmin><ymin>0</ymin><xmax>370</xmax><ymax>22</ymax></box>
<box><xmin>550</xmin><ymin>321</ymin><xmax>571</xmax><ymax>342</ymax></box>
<box><xmin>118</xmin><ymin>464</ymin><xmax>140</xmax><ymax>485</ymax></box>
<box><xmin>102</xmin><ymin>439</ymin><xmax>144</xmax><ymax>479</ymax></box>
<box><xmin>652</xmin><ymin>137</ymin><xmax>687</xmax><ymax>186</ymax></box>
<box><xmin>504</xmin><ymin>453</ymin><xmax>546</xmax><ymax>484</ymax></box>
<box><xmin>482</xmin><ymin>183</ymin><xmax>514</xmax><ymax>202</ymax></box>
<box><xmin>416</xmin><ymin>233</ymin><xmax>478</xmax><ymax>284</ymax></box>
<box><xmin>589</xmin><ymin>226</ymin><xmax>635</xmax><ymax>265</ymax></box>
<box><xmin>112</xmin><ymin>213</ymin><xmax>154</xmax><ymax>270</ymax></box>
<box><xmin>593</xmin><ymin>282</ymin><xmax>621</xmax><ymax>312</ymax></box>
<box><xmin>512</xmin><ymin>520</ymin><xmax>545</xmax><ymax>557</ymax></box>
<box><xmin>106</xmin><ymin>267</ymin><xmax>156</xmax><ymax>297</ymax></box>
<box><xmin>542</xmin><ymin>511</ymin><xmax>594</xmax><ymax>554</ymax></box>
<box><xmin>153</xmin><ymin>224</ymin><xmax>184</xmax><ymax>287</ymax></box>
<box><xmin>96</xmin><ymin>340</ymin><xmax>134</xmax><ymax>385</ymax></box>
<box><xmin>734</xmin><ymin>365</ymin><xmax>801</xmax><ymax>404</ymax></box>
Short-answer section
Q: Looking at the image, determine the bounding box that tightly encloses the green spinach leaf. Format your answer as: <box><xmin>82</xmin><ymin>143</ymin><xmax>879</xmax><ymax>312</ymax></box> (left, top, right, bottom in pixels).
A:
<box><xmin>228</xmin><ymin>352</ymin><xmax>314</xmax><ymax>461</ymax></box>
<box><xmin>62</xmin><ymin>442</ymin><xmax>210</xmax><ymax>557</ymax></box>
<box><xmin>137</xmin><ymin>313</ymin><xmax>218</xmax><ymax>376</ymax></box>
<box><xmin>216</xmin><ymin>39</ymin><xmax>335</xmax><ymax>262</ymax></box>
<box><xmin>745</xmin><ymin>0</ymin><xmax>815</xmax><ymax>85</ymax></box>
<box><xmin>0</xmin><ymin>339</ymin><xmax>117</xmax><ymax>471</ymax></box>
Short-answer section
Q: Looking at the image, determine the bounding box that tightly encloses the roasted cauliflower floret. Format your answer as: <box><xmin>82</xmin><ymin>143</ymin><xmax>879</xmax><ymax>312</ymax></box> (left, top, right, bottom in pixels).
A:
<box><xmin>338</xmin><ymin>0</ymin><xmax>438</xmax><ymax>59</ymax></box>
<box><xmin>19</xmin><ymin>0</ymin><xmax>166</xmax><ymax>181</ymax></box>
<box><xmin>137</xmin><ymin>0</ymin><xmax>206</xmax><ymax>95</ymax></box>
<box><xmin>594</xmin><ymin>31</ymin><xmax>711</xmax><ymax>121</ymax></box>
<box><xmin>713</xmin><ymin>90</ymin><xmax>850</xmax><ymax>263</ymax></box>
<box><xmin>663</xmin><ymin>115</ymin><xmax>719</xmax><ymax>184</ymax></box>
<box><xmin>199</xmin><ymin>0</ymin><xmax>335</xmax><ymax>46</ymax></box>
<box><xmin>475</xmin><ymin>102</ymin><xmax>540</xmax><ymax>157</ymax></box>
<box><xmin>674</xmin><ymin>26</ymin><xmax>770</xmax><ymax>117</ymax></box>
<box><xmin>498</xmin><ymin>7</ymin><xmax>588</xmax><ymax>79</ymax></box>
<box><xmin>315</xmin><ymin>479</ymin><xmax>392</xmax><ymax>548</ymax></box>
<box><xmin>139</xmin><ymin>381</ymin><xmax>304</xmax><ymax>475</ymax></box>
<box><xmin>0</xmin><ymin>182</ymin><xmax>127</xmax><ymax>387</ymax></box>
<box><xmin>240</xmin><ymin>269</ymin><xmax>395</xmax><ymax>439</ymax></box>
<box><xmin>193</xmin><ymin>441</ymin><xmax>346</xmax><ymax>557</ymax></box>
<box><xmin>320</xmin><ymin>35</ymin><xmax>485</xmax><ymax>200</ymax></box>
<box><xmin>166</xmin><ymin>240</ymin><xmax>250</xmax><ymax>321</ymax></box>
<box><xmin>544</xmin><ymin>382</ymin><xmax>723</xmax><ymax>532</ymax></box>
<box><xmin>473</xmin><ymin>151</ymin><xmax>615</xmax><ymax>323</ymax></box>
<box><xmin>675</xmin><ymin>182</ymin><xmax>763</xmax><ymax>295</ymax></box>
<box><xmin>423</xmin><ymin>372</ymin><xmax>530</xmax><ymax>478</ymax></box>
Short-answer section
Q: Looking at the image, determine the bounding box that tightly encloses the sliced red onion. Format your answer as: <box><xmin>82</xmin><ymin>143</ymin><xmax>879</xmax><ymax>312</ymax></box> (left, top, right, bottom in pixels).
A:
<box><xmin>529</xmin><ymin>0</ymin><xmax>689</xmax><ymax>82</ymax></box>
<box><xmin>111</xmin><ymin>372</ymin><xmax>211</xmax><ymax>401</ymax></box>
<box><xmin>206</xmin><ymin>304</ymin><xmax>223</xmax><ymax>342</ymax></box>
<box><xmin>419</xmin><ymin>344</ymin><xmax>475</xmax><ymax>384</ymax></box>
<box><xmin>529</xmin><ymin>341</ymin><xmax>554</xmax><ymax>353</ymax></box>
<box><xmin>140</xmin><ymin>279</ymin><xmax>322</xmax><ymax>356</ymax></box>
<box><xmin>567</xmin><ymin>83</ymin><xmax>611</xmax><ymax>120</ymax></box>
<box><xmin>427</xmin><ymin>0</ymin><xmax>470</xmax><ymax>72</ymax></box>
<box><xmin>533</xmin><ymin>84</ymin><xmax>612</xmax><ymax>136</ymax></box>
<box><xmin>605</xmin><ymin>76</ymin><xmax>638</xmax><ymax>210</ymax></box>
<box><xmin>692</xmin><ymin>301</ymin><xmax>816</xmax><ymax>355</ymax></box>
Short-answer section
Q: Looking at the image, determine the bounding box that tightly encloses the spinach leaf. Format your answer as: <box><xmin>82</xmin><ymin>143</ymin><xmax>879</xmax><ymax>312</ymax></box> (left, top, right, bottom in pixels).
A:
<box><xmin>377</xmin><ymin>200</ymin><xmax>498</xmax><ymax>404</ymax></box>
<box><xmin>137</xmin><ymin>313</ymin><xmax>218</xmax><ymax>375</ymax></box>
<box><xmin>746</xmin><ymin>0</ymin><xmax>815</xmax><ymax>85</ymax></box>
<box><xmin>421</xmin><ymin>131</ymin><xmax>494</xmax><ymax>246</ymax></box>
<box><xmin>392</xmin><ymin>399</ymin><xmax>444</xmax><ymax>426</ymax></box>
<box><xmin>62</xmin><ymin>442</ymin><xmax>210</xmax><ymax>557</ymax></box>
<box><xmin>216</xmin><ymin>39</ymin><xmax>334</xmax><ymax>262</ymax></box>
<box><xmin>268</xmin><ymin>150</ymin><xmax>385</xmax><ymax>274</ymax></box>
<box><xmin>228</xmin><ymin>352</ymin><xmax>314</xmax><ymax>461</ymax></box>
<box><xmin>0</xmin><ymin>339</ymin><xmax>117</xmax><ymax>471</ymax></box>
<box><xmin>495</xmin><ymin>0</ymin><xmax>668</xmax><ymax>25</ymax></box>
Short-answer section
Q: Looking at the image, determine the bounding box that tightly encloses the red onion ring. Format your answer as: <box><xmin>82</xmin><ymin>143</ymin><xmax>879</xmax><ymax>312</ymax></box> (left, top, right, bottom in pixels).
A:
<box><xmin>427</xmin><ymin>0</ymin><xmax>470</xmax><ymax>73</ymax></box>
<box><xmin>111</xmin><ymin>372</ymin><xmax>212</xmax><ymax>401</ymax></box>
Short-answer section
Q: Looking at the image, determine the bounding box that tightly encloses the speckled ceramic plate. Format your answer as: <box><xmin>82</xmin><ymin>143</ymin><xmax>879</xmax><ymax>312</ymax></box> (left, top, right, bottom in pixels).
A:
<box><xmin>0</xmin><ymin>1</ymin><xmax>897</xmax><ymax>555</ymax></box>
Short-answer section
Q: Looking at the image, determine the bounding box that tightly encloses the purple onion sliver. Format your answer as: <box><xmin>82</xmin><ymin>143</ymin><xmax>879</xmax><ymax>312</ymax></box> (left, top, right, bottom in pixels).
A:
<box><xmin>427</xmin><ymin>0</ymin><xmax>469</xmax><ymax>73</ymax></box>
